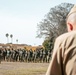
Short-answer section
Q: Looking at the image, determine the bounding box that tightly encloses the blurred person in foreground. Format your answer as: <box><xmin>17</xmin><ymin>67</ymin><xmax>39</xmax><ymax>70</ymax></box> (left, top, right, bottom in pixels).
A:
<box><xmin>46</xmin><ymin>5</ymin><xmax>76</xmax><ymax>75</ymax></box>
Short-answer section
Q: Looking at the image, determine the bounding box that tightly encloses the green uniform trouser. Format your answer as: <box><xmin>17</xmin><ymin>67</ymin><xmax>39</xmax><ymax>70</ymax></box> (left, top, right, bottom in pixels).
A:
<box><xmin>0</xmin><ymin>54</ymin><xmax>2</xmax><ymax>64</ymax></box>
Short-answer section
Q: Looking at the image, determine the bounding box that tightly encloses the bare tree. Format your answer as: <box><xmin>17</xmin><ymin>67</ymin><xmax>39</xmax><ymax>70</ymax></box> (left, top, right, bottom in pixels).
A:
<box><xmin>37</xmin><ymin>3</ymin><xmax>74</xmax><ymax>41</ymax></box>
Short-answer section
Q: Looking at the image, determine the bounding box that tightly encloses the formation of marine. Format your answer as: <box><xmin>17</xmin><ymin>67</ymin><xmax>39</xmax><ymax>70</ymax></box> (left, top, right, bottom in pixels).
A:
<box><xmin>0</xmin><ymin>48</ymin><xmax>52</xmax><ymax>63</ymax></box>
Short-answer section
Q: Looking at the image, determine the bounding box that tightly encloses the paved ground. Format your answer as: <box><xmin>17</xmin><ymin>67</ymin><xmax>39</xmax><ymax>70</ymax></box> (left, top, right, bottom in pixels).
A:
<box><xmin>0</xmin><ymin>62</ymin><xmax>49</xmax><ymax>75</ymax></box>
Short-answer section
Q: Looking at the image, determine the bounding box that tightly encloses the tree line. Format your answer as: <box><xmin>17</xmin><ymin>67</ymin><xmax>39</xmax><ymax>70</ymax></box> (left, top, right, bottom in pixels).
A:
<box><xmin>5</xmin><ymin>33</ymin><xmax>18</xmax><ymax>44</ymax></box>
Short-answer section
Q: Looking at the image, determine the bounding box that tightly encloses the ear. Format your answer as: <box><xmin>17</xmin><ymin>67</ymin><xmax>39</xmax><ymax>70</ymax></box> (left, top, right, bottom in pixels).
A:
<box><xmin>67</xmin><ymin>23</ymin><xmax>73</xmax><ymax>31</ymax></box>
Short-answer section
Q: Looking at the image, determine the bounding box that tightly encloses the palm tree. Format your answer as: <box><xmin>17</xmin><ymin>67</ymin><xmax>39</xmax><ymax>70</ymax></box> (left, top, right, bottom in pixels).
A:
<box><xmin>16</xmin><ymin>39</ymin><xmax>18</xmax><ymax>44</ymax></box>
<box><xmin>6</xmin><ymin>33</ymin><xmax>9</xmax><ymax>43</ymax></box>
<box><xmin>10</xmin><ymin>34</ymin><xmax>13</xmax><ymax>44</ymax></box>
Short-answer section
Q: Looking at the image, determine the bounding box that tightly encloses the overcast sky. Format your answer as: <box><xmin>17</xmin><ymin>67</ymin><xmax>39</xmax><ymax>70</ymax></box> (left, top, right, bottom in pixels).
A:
<box><xmin>0</xmin><ymin>0</ymin><xmax>76</xmax><ymax>46</ymax></box>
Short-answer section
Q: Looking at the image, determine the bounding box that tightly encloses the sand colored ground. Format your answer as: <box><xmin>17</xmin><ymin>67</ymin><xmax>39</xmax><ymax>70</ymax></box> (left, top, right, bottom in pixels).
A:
<box><xmin>0</xmin><ymin>62</ymin><xmax>49</xmax><ymax>75</ymax></box>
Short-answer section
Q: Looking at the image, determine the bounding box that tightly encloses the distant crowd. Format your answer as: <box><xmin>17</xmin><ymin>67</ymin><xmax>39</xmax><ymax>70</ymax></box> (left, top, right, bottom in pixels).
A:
<box><xmin>0</xmin><ymin>48</ymin><xmax>52</xmax><ymax>63</ymax></box>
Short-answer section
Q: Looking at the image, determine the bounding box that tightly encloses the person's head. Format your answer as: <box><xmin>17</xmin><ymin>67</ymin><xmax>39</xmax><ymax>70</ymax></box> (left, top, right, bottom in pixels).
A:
<box><xmin>66</xmin><ymin>5</ymin><xmax>76</xmax><ymax>32</ymax></box>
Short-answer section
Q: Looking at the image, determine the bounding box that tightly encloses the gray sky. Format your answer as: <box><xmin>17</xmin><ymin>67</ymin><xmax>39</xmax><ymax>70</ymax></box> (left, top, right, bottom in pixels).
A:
<box><xmin>0</xmin><ymin>0</ymin><xmax>76</xmax><ymax>46</ymax></box>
